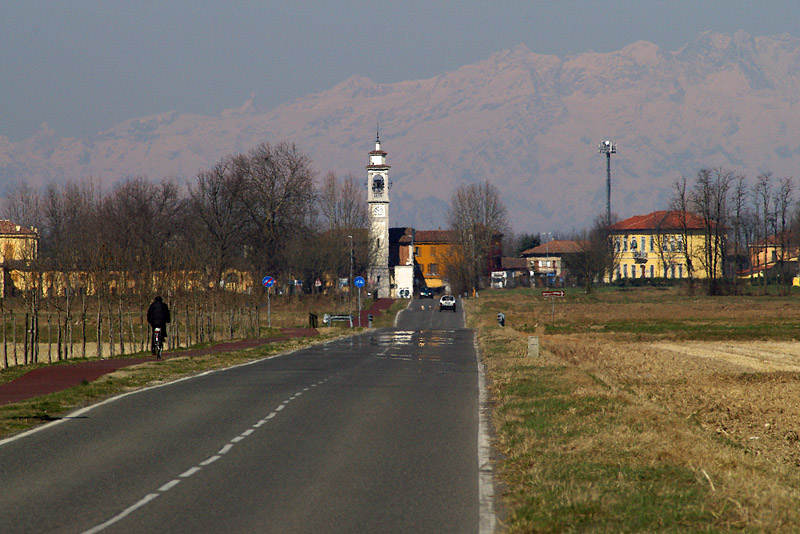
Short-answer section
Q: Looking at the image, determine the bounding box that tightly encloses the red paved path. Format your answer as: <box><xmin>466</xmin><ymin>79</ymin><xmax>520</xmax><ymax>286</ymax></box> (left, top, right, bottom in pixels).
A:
<box><xmin>0</xmin><ymin>299</ymin><xmax>394</xmax><ymax>406</ymax></box>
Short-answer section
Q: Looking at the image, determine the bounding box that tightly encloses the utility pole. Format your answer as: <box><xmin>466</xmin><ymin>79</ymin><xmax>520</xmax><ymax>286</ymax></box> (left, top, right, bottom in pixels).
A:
<box><xmin>348</xmin><ymin>235</ymin><xmax>353</xmax><ymax>315</ymax></box>
<box><xmin>598</xmin><ymin>140</ymin><xmax>616</xmax><ymax>226</ymax></box>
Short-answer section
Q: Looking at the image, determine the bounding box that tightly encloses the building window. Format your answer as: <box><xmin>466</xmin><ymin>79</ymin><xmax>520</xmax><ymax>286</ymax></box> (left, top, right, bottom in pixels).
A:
<box><xmin>677</xmin><ymin>235</ymin><xmax>683</xmax><ymax>252</ymax></box>
<box><xmin>670</xmin><ymin>264</ymin><xmax>676</xmax><ymax>278</ymax></box>
<box><xmin>623</xmin><ymin>237</ymin><xmax>628</xmax><ymax>251</ymax></box>
<box><xmin>614</xmin><ymin>237</ymin><xmax>620</xmax><ymax>252</ymax></box>
<box><xmin>678</xmin><ymin>264</ymin><xmax>683</xmax><ymax>278</ymax></box>
<box><xmin>428</xmin><ymin>263</ymin><xmax>439</xmax><ymax>276</ymax></box>
<box><xmin>623</xmin><ymin>264</ymin><xmax>628</xmax><ymax>278</ymax></box>
<box><xmin>414</xmin><ymin>246</ymin><xmax>420</xmax><ymax>256</ymax></box>
<box><xmin>641</xmin><ymin>237</ymin><xmax>646</xmax><ymax>251</ymax></box>
<box><xmin>649</xmin><ymin>265</ymin><xmax>654</xmax><ymax>277</ymax></box>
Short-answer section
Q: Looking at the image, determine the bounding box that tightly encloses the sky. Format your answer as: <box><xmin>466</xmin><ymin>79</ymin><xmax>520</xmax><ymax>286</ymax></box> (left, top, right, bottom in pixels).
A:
<box><xmin>2</xmin><ymin>1</ymin><xmax>798</xmax><ymax>143</ymax></box>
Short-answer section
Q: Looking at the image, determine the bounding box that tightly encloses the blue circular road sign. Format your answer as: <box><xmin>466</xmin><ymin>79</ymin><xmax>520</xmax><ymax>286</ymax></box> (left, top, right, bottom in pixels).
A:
<box><xmin>354</xmin><ymin>276</ymin><xmax>365</xmax><ymax>288</ymax></box>
<box><xmin>262</xmin><ymin>276</ymin><xmax>275</xmax><ymax>288</ymax></box>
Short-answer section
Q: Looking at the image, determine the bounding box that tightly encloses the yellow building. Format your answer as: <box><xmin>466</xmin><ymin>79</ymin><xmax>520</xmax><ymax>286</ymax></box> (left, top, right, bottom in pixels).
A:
<box><xmin>609</xmin><ymin>211</ymin><xmax>722</xmax><ymax>281</ymax></box>
<box><xmin>0</xmin><ymin>220</ymin><xmax>39</xmax><ymax>296</ymax></box>
<box><xmin>414</xmin><ymin>230</ymin><xmax>454</xmax><ymax>289</ymax></box>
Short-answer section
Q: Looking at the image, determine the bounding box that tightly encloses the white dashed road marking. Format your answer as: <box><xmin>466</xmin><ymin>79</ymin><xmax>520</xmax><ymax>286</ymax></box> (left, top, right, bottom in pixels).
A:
<box><xmin>80</xmin><ymin>378</ymin><xmax>331</xmax><ymax>534</ymax></box>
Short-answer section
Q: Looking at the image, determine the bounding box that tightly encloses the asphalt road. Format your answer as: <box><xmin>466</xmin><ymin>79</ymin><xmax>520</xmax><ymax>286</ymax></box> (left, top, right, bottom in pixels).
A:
<box><xmin>0</xmin><ymin>297</ymin><xmax>495</xmax><ymax>533</ymax></box>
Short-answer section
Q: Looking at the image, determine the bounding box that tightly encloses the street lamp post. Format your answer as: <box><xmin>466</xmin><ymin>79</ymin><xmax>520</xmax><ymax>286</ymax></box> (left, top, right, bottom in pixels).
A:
<box><xmin>348</xmin><ymin>235</ymin><xmax>353</xmax><ymax>315</ymax></box>
<box><xmin>598</xmin><ymin>140</ymin><xmax>616</xmax><ymax>226</ymax></box>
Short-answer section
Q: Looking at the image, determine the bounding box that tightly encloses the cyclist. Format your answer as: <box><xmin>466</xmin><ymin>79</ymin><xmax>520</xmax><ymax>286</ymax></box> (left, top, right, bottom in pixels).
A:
<box><xmin>147</xmin><ymin>296</ymin><xmax>171</xmax><ymax>355</ymax></box>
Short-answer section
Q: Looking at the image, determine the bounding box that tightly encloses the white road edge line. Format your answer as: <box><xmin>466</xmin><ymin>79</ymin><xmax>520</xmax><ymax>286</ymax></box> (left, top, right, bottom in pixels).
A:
<box><xmin>0</xmin><ymin>343</ymin><xmax>311</xmax><ymax>448</ymax></box>
<box><xmin>218</xmin><ymin>444</ymin><xmax>234</xmax><ymax>454</ymax></box>
<box><xmin>475</xmin><ymin>332</ymin><xmax>497</xmax><ymax>534</ymax></box>
<box><xmin>200</xmin><ymin>455</ymin><xmax>221</xmax><ymax>466</ymax></box>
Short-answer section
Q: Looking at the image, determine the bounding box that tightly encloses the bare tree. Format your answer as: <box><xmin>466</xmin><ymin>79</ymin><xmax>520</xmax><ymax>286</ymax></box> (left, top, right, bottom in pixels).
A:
<box><xmin>319</xmin><ymin>172</ymin><xmax>367</xmax><ymax>231</ymax></box>
<box><xmin>753</xmin><ymin>173</ymin><xmax>773</xmax><ymax>294</ymax></box>
<box><xmin>1</xmin><ymin>181</ymin><xmax>42</xmax><ymax>230</ymax></box>
<box><xmin>236</xmin><ymin>142</ymin><xmax>317</xmax><ymax>275</ymax></box>
<box><xmin>446</xmin><ymin>181</ymin><xmax>509</xmax><ymax>294</ymax></box>
<box><xmin>188</xmin><ymin>157</ymin><xmax>249</xmax><ymax>286</ymax></box>
<box><xmin>671</xmin><ymin>176</ymin><xmax>697</xmax><ymax>294</ymax></box>
<box><xmin>730</xmin><ymin>173</ymin><xmax>749</xmax><ymax>294</ymax></box>
<box><xmin>773</xmin><ymin>176</ymin><xmax>795</xmax><ymax>294</ymax></box>
<box><xmin>564</xmin><ymin>215</ymin><xmax>616</xmax><ymax>293</ymax></box>
<box><xmin>691</xmin><ymin>168</ymin><xmax>732</xmax><ymax>295</ymax></box>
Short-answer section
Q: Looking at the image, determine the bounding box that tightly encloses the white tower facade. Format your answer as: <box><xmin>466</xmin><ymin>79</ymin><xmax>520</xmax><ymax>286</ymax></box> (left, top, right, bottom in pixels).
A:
<box><xmin>367</xmin><ymin>134</ymin><xmax>391</xmax><ymax>298</ymax></box>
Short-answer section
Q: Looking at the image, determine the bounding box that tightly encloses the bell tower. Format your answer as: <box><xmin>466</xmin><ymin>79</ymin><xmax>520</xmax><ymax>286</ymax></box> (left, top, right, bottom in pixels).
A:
<box><xmin>367</xmin><ymin>131</ymin><xmax>390</xmax><ymax>298</ymax></box>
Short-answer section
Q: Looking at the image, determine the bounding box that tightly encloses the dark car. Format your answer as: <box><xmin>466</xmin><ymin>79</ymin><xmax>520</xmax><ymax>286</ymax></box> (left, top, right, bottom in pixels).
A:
<box><xmin>438</xmin><ymin>295</ymin><xmax>457</xmax><ymax>312</ymax></box>
<box><xmin>419</xmin><ymin>287</ymin><xmax>434</xmax><ymax>299</ymax></box>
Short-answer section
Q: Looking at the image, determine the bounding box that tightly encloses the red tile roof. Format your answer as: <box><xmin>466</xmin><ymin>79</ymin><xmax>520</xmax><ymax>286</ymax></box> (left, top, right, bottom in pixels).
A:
<box><xmin>415</xmin><ymin>230</ymin><xmax>454</xmax><ymax>244</ymax></box>
<box><xmin>521</xmin><ymin>240</ymin><xmax>585</xmax><ymax>255</ymax></box>
<box><xmin>0</xmin><ymin>220</ymin><xmax>37</xmax><ymax>235</ymax></box>
<box><xmin>609</xmin><ymin>211</ymin><xmax>708</xmax><ymax>231</ymax></box>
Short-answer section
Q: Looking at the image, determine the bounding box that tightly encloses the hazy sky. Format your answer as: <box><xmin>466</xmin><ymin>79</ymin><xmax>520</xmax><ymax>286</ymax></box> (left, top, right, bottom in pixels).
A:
<box><xmin>2</xmin><ymin>1</ymin><xmax>797</xmax><ymax>142</ymax></box>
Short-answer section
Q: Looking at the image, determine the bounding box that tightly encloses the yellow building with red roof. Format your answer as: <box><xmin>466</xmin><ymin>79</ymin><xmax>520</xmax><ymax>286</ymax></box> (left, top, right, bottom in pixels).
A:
<box><xmin>608</xmin><ymin>210</ymin><xmax>722</xmax><ymax>281</ymax></box>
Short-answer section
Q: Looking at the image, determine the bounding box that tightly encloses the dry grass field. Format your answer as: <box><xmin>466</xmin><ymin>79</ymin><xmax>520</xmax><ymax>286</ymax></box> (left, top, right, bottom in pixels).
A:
<box><xmin>468</xmin><ymin>286</ymin><xmax>800</xmax><ymax>532</ymax></box>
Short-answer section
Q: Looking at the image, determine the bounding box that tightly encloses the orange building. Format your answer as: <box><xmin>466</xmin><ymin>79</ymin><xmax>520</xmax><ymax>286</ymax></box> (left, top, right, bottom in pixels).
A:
<box><xmin>414</xmin><ymin>230</ymin><xmax>454</xmax><ymax>290</ymax></box>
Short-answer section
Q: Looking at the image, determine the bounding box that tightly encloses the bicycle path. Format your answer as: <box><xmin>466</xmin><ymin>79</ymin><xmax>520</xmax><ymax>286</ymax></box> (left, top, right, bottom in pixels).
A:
<box><xmin>0</xmin><ymin>298</ymin><xmax>396</xmax><ymax>407</ymax></box>
<box><xmin>0</xmin><ymin>329</ymin><xmax>318</xmax><ymax>407</ymax></box>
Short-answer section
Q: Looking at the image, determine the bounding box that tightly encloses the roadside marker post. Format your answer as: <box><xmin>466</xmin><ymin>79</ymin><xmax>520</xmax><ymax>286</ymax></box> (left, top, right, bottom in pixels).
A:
<box><xmin>541</xmin><ymin>290</ymin><xmax>565</xmax><ymax>326</ymax></box>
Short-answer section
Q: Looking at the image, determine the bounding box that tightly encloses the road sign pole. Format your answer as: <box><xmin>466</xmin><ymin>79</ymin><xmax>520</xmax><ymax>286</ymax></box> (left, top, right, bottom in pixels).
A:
<box><xmin>551</xmin><ymin>296</ymin><xmax>555</xmax><ymax>326</ymax></box>
<box><xmin>262</xmin><ymin>276</ymin><xmax>276</xmax><ymax>329</ymax></box>
<box><xmin>358</xmin><ymin>286</ymin><xmax>362</xmax><ymax>328</ymax></box>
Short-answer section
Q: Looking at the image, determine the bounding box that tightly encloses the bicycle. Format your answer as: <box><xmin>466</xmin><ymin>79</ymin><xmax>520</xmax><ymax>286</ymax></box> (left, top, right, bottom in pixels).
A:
<box><xmin>152</xmin><ymin>327</ymin><xmax>164</xmax><ymax>359</ymax></box>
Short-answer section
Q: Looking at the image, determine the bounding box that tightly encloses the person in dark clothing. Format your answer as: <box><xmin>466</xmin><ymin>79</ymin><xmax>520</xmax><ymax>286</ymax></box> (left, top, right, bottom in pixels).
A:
<box><xmin>147</xmin><ymin>296</ymin><xmax>171</xmax><ymax>355</ymax></box>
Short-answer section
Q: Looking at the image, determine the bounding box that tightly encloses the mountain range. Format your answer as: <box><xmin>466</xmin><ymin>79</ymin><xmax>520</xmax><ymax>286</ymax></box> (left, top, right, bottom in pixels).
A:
<box><xmin>3</xmin><ymin>30</ymin><xmax>800</xmax><ymax>234</ymax></box>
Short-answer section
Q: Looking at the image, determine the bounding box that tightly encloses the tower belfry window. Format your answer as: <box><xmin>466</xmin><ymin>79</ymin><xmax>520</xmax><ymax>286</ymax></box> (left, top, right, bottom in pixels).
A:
<box><xmin>373</xmin><ymin>175</ymin><xmax>384</xmax><ymax>196</ymax></box>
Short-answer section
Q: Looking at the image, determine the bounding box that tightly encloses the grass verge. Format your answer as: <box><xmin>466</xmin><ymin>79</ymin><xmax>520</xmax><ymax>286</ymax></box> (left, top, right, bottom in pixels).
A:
<box><xmin>468</xmin><ymin>287</ymin><xmax>800</xmax><ymax>532</ymax></box>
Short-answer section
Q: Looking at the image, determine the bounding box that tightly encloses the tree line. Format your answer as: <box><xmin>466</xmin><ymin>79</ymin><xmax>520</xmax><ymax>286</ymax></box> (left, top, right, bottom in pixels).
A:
<box><xmin>2</xmin><ymin>142</ymin><xmax>373</xmax><ymax>301</ymax></box>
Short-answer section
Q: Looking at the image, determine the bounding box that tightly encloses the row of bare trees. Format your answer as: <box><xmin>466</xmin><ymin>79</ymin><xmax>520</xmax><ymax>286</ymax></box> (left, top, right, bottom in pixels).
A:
<box><xmin>670</xmin><ymin>168</ymin><xmax>798</xmax><ymax>295</ymax></box>
<box><xmin>3</xmin><ymin>142</ymin><xmax>373</xmax><ymax>302</ymax></box>
<box><xmin>0</xmin><ymin>142</ymin><xmax>375</xmax><ymax>368</ymax></box>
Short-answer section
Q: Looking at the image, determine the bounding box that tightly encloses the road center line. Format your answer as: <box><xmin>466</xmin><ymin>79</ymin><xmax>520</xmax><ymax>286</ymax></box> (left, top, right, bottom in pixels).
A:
<box><xmin>80</xmin><ymin>372</ymin><xmax>337</xmax><ymax>533</ymax></box>
<box><xmin>81</xmin><ymin>493</ymin><xmax>160</xmax><ymax>534</ymax></box>
<box><xmin>158</xmin><ymin>480</ymin><xmax>181</xmax><ymax>492</ymax></box>
<box><xmin>179</xmin><ymin>466</ymin><xmax>201</xmax><ymax>478</ymax></box>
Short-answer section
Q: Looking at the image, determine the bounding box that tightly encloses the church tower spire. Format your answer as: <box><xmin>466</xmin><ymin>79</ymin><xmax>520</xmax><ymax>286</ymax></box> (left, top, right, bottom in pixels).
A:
<box><xmin>367</xmin><ymin>132</ymin><xmax>390</xmax><ymax>298</ymax></box>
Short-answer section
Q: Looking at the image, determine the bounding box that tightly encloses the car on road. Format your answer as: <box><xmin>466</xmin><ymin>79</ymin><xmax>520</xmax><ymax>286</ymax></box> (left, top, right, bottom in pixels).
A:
<box><xmin>438</xmin><ymin>294</ymin><xmax>457</xmax><ymax>312</ymax></box>
<box><xmin>419</xmin><ymin>287</ymin><xmax>434</xmax><ymax>299</ymax></box>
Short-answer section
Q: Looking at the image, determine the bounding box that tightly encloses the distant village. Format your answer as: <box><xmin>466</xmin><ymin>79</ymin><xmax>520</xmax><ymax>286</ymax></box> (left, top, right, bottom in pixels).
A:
<box><xmin>0</xmin><ymin>137</ymin><xmax>793</xmax><ymax>300</ymax></box>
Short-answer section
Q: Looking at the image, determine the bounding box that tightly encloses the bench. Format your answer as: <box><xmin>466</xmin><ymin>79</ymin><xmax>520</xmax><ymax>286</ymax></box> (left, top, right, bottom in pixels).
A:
<box><xmin>322</xmin><ymin>313</ymin><xmax>353</xmax><ymax>328</ymax></box>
